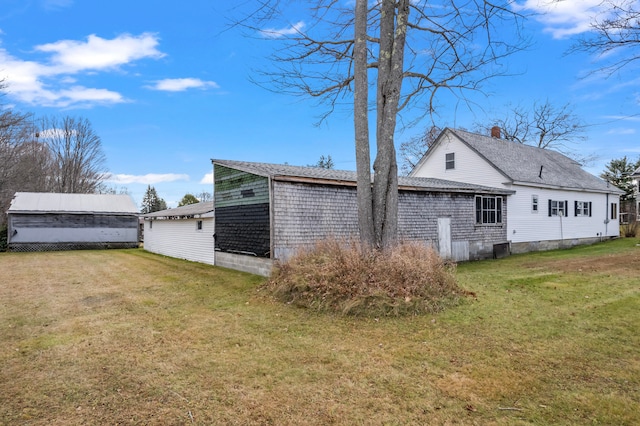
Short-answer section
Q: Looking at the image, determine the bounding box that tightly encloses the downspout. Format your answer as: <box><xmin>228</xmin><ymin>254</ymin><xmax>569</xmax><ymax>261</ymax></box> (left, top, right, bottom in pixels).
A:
<box><xmin>605</xmin><ymin>192</ymin><xmax>609</xmax><ymax>237</ymax></box>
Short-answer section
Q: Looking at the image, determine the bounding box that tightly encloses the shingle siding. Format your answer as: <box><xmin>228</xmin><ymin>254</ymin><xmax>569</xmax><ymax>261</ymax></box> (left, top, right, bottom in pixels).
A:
<box><xmin>272</xmin><ymin>182</ymin><xmax>359</xmax><ymax>259</ymax></box>
<box><xmin>272</xmin><ymin>181</ymin><xmax>507</xmax><ymax>261</ymax></box>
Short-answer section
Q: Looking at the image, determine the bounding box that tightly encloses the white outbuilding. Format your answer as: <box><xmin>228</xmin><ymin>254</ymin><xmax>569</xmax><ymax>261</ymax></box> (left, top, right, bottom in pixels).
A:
<box><xmin>142</xmin><ymin>201</ymin><xmax>215</xmax><ymax>265</ymax></box>
<box><xmin>6</xmin><ymin>192</ymin><xmax>140</xmax><ymax>251</ymax></box>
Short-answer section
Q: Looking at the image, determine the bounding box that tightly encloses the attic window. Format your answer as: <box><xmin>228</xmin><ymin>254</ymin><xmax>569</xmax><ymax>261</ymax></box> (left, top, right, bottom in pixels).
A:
<box><xmin>196</xmin><ymin>220</ymin><xmax>203</xmax><ymax>231</ymax></box>
<box><xmin>445</xmin><ymin>152</ymin><xmax>455</xmax><ymax>170</ymax></box>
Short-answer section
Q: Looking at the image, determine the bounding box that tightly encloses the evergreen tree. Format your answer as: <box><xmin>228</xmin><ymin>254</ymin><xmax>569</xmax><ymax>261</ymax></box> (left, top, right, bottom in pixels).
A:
<box><xmin>600</xmin><ymin>156</ymin><xmax>640</xmax><ymax>201</ymax></box>
<box><xmin>178</xmin><ymin>193</ymin><xmax>199</xmax><ymax>207</ymax></box>
<box><xmin>141</xmin><ymin>185</ymin><xmax>167</xmax><ymax>213</ymax></box>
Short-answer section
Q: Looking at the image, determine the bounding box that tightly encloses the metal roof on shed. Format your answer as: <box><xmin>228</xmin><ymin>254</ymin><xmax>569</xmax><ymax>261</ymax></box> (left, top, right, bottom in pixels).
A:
<box><xmin>142</xmin><ymin>201</ymin><xmax>214</xmax><ymax>219</ymax></box>
<box><xmin>212</xmin><ymin>159</ymin><xmax>513</xmax><ymax>195</ymax></box>
<box><xmin>7</xmin><ymin>192</ymin><xmax>139</xmax><ymax>215</ymax></box>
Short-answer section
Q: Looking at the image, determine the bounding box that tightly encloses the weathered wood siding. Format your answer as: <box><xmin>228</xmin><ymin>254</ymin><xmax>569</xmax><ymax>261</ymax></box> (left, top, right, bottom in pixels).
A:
<box><xmin>214</xmin><ymin>164</ymin><xmax>270</xmax><ymax>257</ymax></box>
<box><xmin>144</xmin><ymin>217</ymin><xmax>214</xmax><ymax>265</ymax></box>
<box><xmin>272</xmin><ymin>181</ymin><xmax>359</xmax><ymax>259</ymax></box>
<box><xmin>7</xmin><ymin>213</ymin><xmax>139</xmax><ymax>251</ymax></box>
<box><xmin>272</xmin><ymin>181</ymin><xmax>507</xmax><ymax>261</ymax></box>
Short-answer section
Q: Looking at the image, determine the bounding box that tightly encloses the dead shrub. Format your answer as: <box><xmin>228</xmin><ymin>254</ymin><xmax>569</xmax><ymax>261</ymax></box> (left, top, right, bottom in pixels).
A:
<box><xmin>262</xmin><ymin>239</ymin><xmax>467</xmax><ymax>317</ymax></box>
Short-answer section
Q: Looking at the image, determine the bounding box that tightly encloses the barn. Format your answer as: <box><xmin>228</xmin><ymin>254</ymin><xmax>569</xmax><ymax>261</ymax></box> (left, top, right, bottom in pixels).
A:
<box><xmin>6</xmin><ymin>192</ymin><xmax>139</xmax><ymax>252</ymax></box>
<box><xmin>142</xmin><ymin>201</ymin><xmax>215</xmax><ymax>265</ymax></box>
<box><xmin>212</xmin><ymin>159</ymin><xmax>514</xmax><ymax>276</ymax></box>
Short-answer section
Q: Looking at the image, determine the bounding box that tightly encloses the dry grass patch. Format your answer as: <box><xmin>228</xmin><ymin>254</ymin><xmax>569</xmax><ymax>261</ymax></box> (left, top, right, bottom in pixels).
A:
<box><xmin>264</xmin><ymin>239</ymin><xmax>465</xmax><ymax>316</ymax></box>
<box><xmin>0</xmin><ymin>241</ymin><xmax>639</xmax><ymax>425</ymax></box>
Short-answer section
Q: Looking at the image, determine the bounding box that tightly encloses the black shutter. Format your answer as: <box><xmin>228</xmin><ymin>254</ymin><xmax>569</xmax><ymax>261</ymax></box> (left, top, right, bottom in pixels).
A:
<box><xmin>565</xmin><ymin>200</ymin><xmax>568</xmax><ymax>217</ymax></box>
<box><xmin>548</xmin><ymin>199</ymin><xmax>552</xmax><ymax>217</ymax></box>
<box><xmin>574</xmin><ymin>201</ymin><xmax>578</xmax><ymax>217</ymax></box>
<box><xmin>589</xmin><ymin>202</ymin><xmax>592</xmax><ymax>217</ymax></box>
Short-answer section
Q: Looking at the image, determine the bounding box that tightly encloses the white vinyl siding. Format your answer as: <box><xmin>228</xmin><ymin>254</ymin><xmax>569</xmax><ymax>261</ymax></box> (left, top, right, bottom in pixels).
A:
<box><xmin>507</xmin><ymin>185</ymin><xmax>619</xmax><ymax>243</ymax></box>
<box><xmin>410</xmin><ymin>133</ymin><xmax>506</xmax><ymax>187</ymax></box>
<box><xmin>410</xmin><ymin>131</ymin><xmax>622</xmax><ymax>243</ymax></box>
<box><xmin>144</xmin><ymin>217</ymin><xmax>214</xmax><ymax>265</ymax></box>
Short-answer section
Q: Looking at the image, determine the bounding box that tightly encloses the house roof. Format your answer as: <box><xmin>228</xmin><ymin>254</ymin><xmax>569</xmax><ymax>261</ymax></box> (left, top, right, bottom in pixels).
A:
<box><xmin>142</xmin><ymin>201</ymin><xmax>214</xmax><ymax>219</ymax></box>
<box><xmin>212</xmin><ymin>159</ymin><xmax>513</xmax><ymax>195</ymax></box>
<box><xmin>631</xmin><ymin>166</ymin><xmax>640</xmax><ymax>178</ymax></box>
<box><xmin>422</xmin><ymin>128</ymin><xmax>623</xmax><ymax>194</ymax></box>
<box><xmin>7</xmin><ymin>192</ymin><xmax>139</xmax><ymax>215</ymax></box>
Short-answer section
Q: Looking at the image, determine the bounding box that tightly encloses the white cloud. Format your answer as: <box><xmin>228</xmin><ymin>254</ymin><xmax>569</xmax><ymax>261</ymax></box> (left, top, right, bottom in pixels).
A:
<box><xmin>514</xmin><ymin>0</ymin><xmax>618</xmax><ymax>39</ymax></box>
<box><xmin>0</xmin><ymin>32</ymin><xmax>164</xmax><ymax>107</ymax></box>
<box><xmin>35</xmin><ymin>33</ymin><xmax>165</xmax><ymax>73</ymax></box>
<box><xmin>200</xmin><ymin>172</ymin><xmax>213</xmax><ymax>184</ymax></box>
<box><xmin>259</xmin><ymin>21</ymin><xmax>305</xmax><ymax>39</ymax></box>
<box><xmin>105</xmin><ymin>173</ymin><xmax>190</xmax><ymax>184</ymax></box>
<box><xmin>607</xmin><ymin>127</ymin><xmax>637</xmax><ymax>135</ymax></box>
<box><xmin>147</xmin><ymin>78</ymin><xmax>219</xmax><ymax>92</ymax></box>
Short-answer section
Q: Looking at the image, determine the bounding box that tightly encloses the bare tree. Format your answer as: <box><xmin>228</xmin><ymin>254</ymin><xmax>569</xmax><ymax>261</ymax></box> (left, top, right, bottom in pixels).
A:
<box><xmin>237</xmin><ymin>1</ymin><xmax>527</xmax><ymax>248</ymax></box>
<box><xmin>0</xmin><ymin>79</ymin><xmax>50</xmax><ymax>226</ymax></box>
<box><xmin>37</xmin><ymin>116</ymin><xmax>108</xmax><ymax>193</ymax></box>
<box><xmin>399</xmin><ymin>125</ymin><xmax>441</xmax><ymax>175</ymax></box>
<box><xmin>568</xmin><ymin>0</ymin><xmax>640</xmax><ymax>76</ymax></box>
<box><xmin>479</xmin><ymin>100</ymin><xmax>592</xmax><ymax>163</ymax></box>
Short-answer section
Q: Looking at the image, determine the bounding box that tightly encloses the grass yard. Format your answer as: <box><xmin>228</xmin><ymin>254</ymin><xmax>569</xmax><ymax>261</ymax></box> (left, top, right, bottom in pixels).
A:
<box><xmin>1</xmin><ymin>239</ymin><xmax>639</xmax><ymax>425</ymax></box>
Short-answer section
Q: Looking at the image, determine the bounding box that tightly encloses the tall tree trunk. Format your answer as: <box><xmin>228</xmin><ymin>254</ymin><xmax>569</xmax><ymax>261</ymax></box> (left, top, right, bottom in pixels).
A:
<box><xmin>354</xmin><ymin>0</ymin><xmax>374</xmax><ymax>246</ymax></box>
<box><xmin>372</xmin><ymin>0</ymin><xmax>408</xmax><ymax>248</ymax></box>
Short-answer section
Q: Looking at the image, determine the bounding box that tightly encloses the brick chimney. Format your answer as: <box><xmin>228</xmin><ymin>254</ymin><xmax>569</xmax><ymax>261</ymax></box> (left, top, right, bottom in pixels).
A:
<box><xmin>491</xmin><ymin>126</ymin><xmax>501</xmax><ymax>139</ymax></box>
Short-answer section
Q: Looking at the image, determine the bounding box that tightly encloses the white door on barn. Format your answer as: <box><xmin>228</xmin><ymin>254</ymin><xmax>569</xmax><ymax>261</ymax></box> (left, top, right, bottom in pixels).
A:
<box><xmin>438</xmin><ymin>217</ymin><xmax>452</xmax><ymax>259</ymax></box>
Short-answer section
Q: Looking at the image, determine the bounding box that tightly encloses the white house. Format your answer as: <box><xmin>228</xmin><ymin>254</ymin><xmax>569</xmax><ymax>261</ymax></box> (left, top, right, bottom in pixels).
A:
<box><xmin>409</xmin><ymin>128</ymin><xmax>624</xmax><ymax>253</ymax></box>
<box><xmin>6</xmin><ymin>192</ymin><xmax>139</xmax><ymax>251</ymax></box>
<box><xmin>142</xmin><ymin>201</ymin><xmax>215</xmax><ymax>265</ymax></box>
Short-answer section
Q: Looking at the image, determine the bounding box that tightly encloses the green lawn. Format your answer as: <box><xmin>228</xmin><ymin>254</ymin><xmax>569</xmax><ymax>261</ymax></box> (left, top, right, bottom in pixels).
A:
<box><xmin>1</xmin><ymin>239</ymin><xmax>638</xmax><ymax>425</ymax></box>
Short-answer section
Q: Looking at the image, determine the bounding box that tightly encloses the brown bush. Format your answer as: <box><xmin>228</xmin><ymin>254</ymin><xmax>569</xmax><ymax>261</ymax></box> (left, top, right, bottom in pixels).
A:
<box><xmin>262</xmin><ymin>239</ymin><xmax>468</xmax><ymax>316</ymax></box>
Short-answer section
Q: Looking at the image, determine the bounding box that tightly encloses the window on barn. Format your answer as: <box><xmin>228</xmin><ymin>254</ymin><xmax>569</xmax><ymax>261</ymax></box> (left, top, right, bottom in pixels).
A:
<box><xmin>575</xmin><ymin>201</ymin><xmax>592</xmax><ymax>217</ymax></box>
<box><xmin>532</xmin><ymin>195</ymin><xmax>539</xmax><ymax>213</ymax></box>
<box><xmin>149</xmin><ymin>220</ymin><xmax>153</xmax><ymax>229</ymax></box>
<box><xmin>196</xmin><ymin>220</ymin><xmax>203</xmax><ymax>231</ymax></box>
<box><xmin>611</xmin><ymin>203</ymin><xmax>618</xmax><ymax>220</ymax></box>
<box><xmin>445</xmin><ymin>152</ymin><xmax>455</xmax><ymax>170</ymax></box>
<box><xmin>548</xmin><ymin>200</ymin><xmax>567</xmax><ymax>217</ymax></box>
<box><xmin>475</xmin><ymin>195</ymin><xmax>502</xmax><ymax>224</ymax></box>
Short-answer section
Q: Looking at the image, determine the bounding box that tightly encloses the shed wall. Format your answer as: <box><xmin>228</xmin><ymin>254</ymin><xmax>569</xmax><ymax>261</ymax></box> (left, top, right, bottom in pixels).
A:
<box><xmin>144</xmin><ymin>218</ymin><xmax>215</xmax><ymax>265</ymax></box>
<box><xmin>8</xmin><ymin>213</ymin><xmax>138</xmax><ymax>250</ymax></box>
<box><xmin>214</xmin><ymin>164</ymin><xmax>270</xmax><ymax>257</ymax></box>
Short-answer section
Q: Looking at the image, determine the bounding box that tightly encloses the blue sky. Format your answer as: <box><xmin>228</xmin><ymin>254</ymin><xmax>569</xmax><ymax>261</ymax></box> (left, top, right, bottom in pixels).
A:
<box><xmin>1</xmin><ymin>0</ymin><xmax>639</xmax><ymax>209</ymax></box>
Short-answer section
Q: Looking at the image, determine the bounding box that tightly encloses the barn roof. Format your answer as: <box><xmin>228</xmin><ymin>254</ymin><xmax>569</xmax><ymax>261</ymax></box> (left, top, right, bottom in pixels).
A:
<box><xmin>212</xmin><ymin>159</ymin><xmax>513</xmax><ymax>195</ymax></box>
<box><xmin>7</xmin><ymin>192</ymin><xmax>139</xmax><ymax>215</ymax></box>
<box><xmin>142</xmin><ymin>201</ymin><xmax>214</xmax><ymax>219</ymax></box>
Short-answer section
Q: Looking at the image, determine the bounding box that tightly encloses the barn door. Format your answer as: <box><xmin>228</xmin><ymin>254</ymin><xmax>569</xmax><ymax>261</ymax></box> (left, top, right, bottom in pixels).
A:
<box><xmin>438</xmin><ymin>217</ymin><xmax>452</xmax><ymax>259</ymax></box>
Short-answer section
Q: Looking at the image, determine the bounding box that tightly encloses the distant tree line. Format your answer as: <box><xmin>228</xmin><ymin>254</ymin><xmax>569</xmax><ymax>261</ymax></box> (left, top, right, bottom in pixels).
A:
<box><xmin>0</xmin><ymin>79</ymin><xmax>109</xmax><ymax>229</ymax></box>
